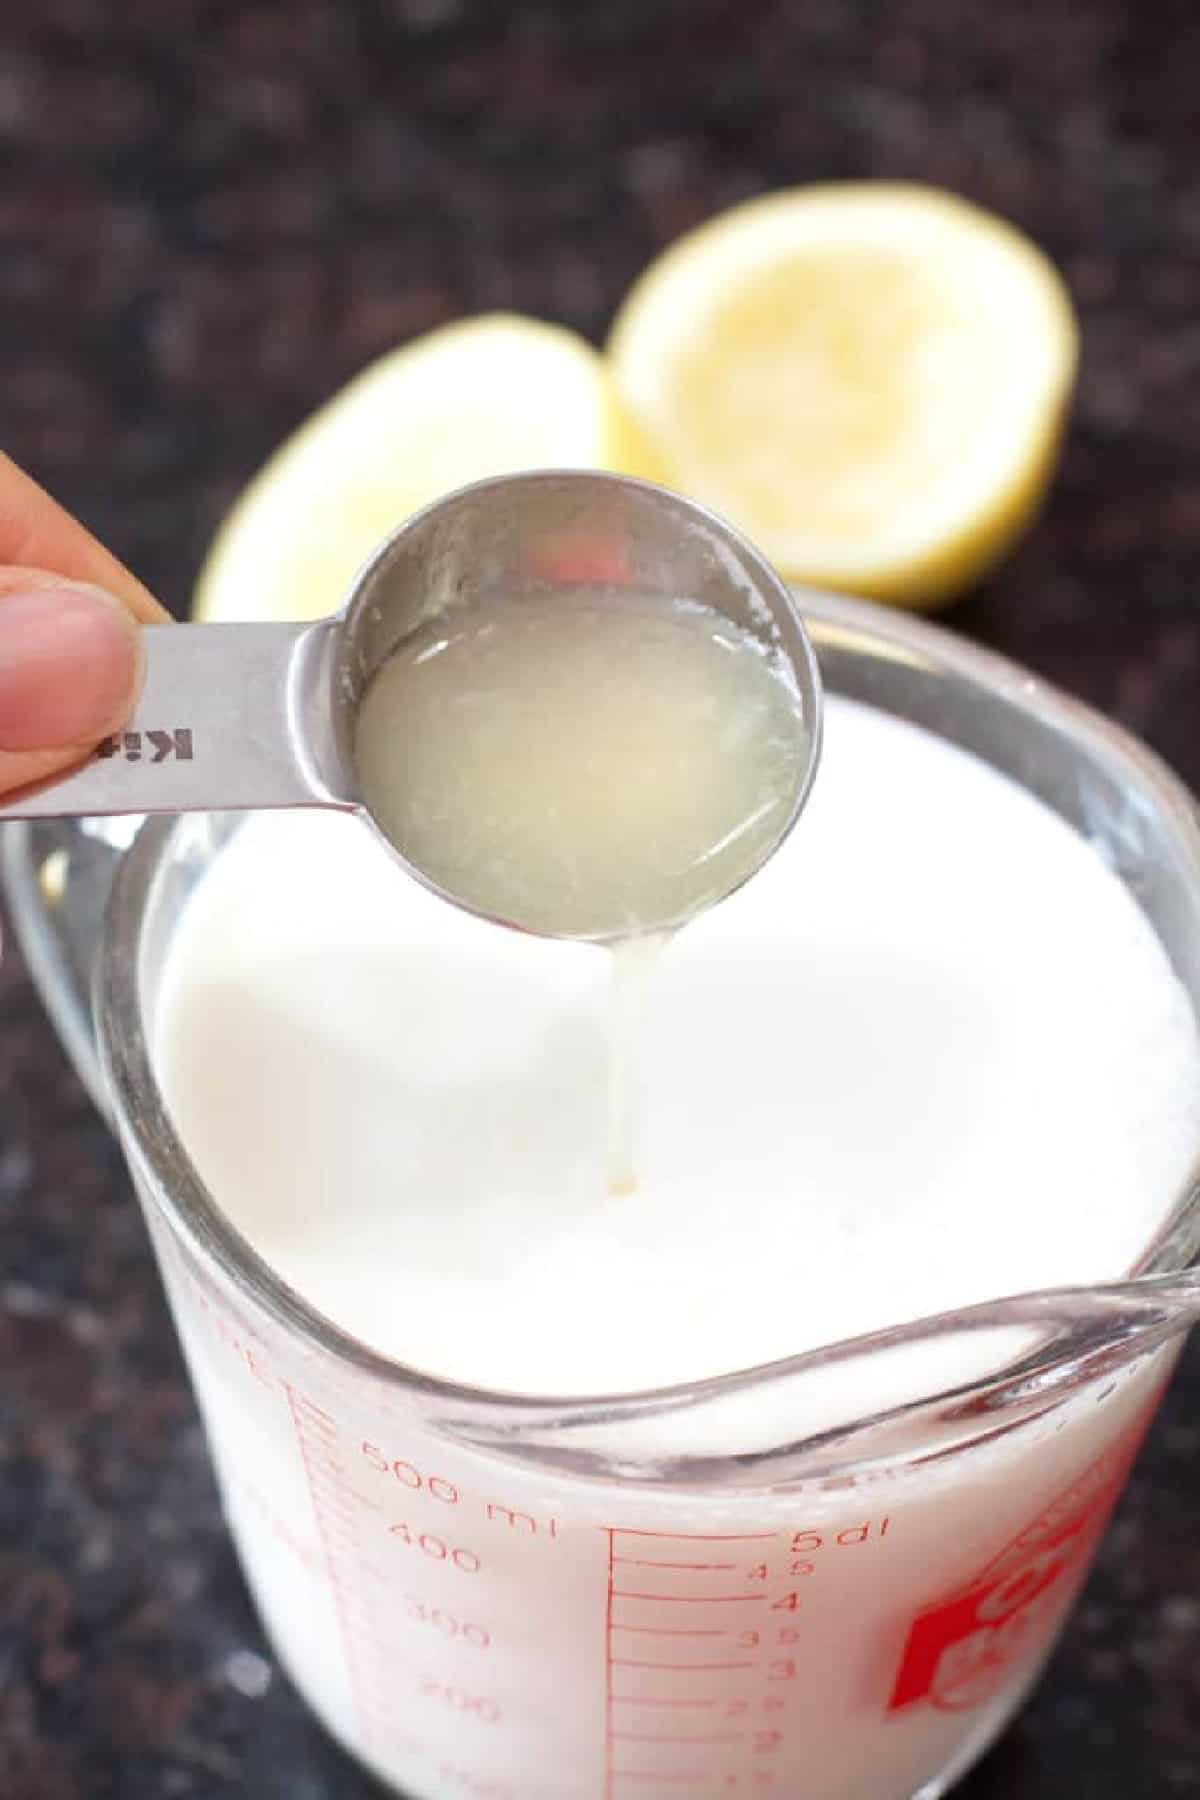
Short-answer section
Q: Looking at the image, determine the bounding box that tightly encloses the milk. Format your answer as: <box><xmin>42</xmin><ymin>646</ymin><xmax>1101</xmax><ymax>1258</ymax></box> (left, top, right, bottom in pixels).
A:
<box><xmin>159</xmin><ymin>695</ymin><xmax>1199</xmax><ymax>1396</ymax></box>
<box><xmin>150</xmin><ymin>695</ymin><xmax>1200</xmax><ymax>1800</ymax></box>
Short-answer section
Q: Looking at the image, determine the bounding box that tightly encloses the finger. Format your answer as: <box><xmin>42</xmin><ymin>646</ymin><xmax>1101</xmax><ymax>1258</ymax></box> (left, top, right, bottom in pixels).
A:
<box><xmin>0</xmin><ymin>572</ymin><xmax>144</xmax><ymax>798</ymax></box>
<box><xmin>0</xmin><ymin>452</ymin><xmax>170</xmax><ymax>624</ymax></box>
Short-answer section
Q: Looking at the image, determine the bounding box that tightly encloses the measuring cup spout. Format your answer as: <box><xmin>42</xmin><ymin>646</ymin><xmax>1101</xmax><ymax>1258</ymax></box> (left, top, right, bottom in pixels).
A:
<box><xmin>1085</xmin><ymin>1268</ymin><xmax>1200</xmax><ymax>1331</ymax></box>
<box><xmin>420</xmin><ymin>1268</ymin><xmax>1200</xmax><ymax>1490</ymax></box>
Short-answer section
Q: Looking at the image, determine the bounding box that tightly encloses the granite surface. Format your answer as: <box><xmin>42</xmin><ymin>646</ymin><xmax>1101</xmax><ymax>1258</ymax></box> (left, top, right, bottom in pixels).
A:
<box><xmin>3</xmin><ymin>1</ymin><xmax>1200</xmax><ymax>1795</ymax></box>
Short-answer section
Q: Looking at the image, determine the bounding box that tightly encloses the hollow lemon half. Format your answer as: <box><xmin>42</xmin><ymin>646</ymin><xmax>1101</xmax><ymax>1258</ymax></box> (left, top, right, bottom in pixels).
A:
<box><xmin>607</xmin><ymin>183</ymin><xmax>1079</xmax><ymax>607</ymax></box>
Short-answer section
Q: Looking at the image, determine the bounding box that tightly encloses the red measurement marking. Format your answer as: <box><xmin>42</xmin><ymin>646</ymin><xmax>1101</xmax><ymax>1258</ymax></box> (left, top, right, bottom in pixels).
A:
<box><xmin>612</xmin><ymin>1698</ymin><xmax>720</xmax><ymax>1710</ymax></box>
<box><xmin>606</xmin><ymin>1525</ymin><xmax>787</xmax><ymax>1795</ymax></box>
<box><xmin>611</xmin><ymin>1772</ymin><xmax>704</xmax><ymax>1785</ymax></box>
<box><xmin>613</xmin><ymin>1733</ymin><xmax>745</xmax><ymax>1745</ymax></box>
<box><xmin>615</xmin><ymin>1559</ymin><xmax>738</xmax><ymax>1571</ymax></box>
<box><xmin>615</xmin><ymin>1627</ymin><xmax>727</xmax><ymax>1638</ymax></box>
<box><xmin>604</xmin><ymin>1528</ymin><xmax>616</xmax><ymax>1800</ymax></box>
<box><xmin>290</xmin><ymin>1391</ymin><xmax>335</xmax><ymax>1423</ymax></box>
<box><xmin>614</xmin><ymin>1592</ymin><xmax>766</xmax><ymax>1604</ymax></box>
<box><xmin>297</xmin><ymin>1411</ymin><xmax>336</xmax><ymax>1433</ymax></box>
<box><xmin>613</xmin><ymin>1660</ymin><xmax>758</xmax><ymax>1672</ymax></box>
<box><xmin>612</xmin><ymin>1530</ymin><xmax>775</xmax><ymax>1542</ymax></box>
<box><xmin>285</xmin><ymin>1385</ymin><xmax>384</xmax><ymax>1753</ymax></box>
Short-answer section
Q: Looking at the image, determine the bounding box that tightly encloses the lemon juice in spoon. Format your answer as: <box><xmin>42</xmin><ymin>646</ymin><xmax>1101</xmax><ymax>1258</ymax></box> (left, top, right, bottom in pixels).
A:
<box><xmin>354</xmin><ymin>588</ymin><xmax>810</xmax><ymax>943</ymax></box>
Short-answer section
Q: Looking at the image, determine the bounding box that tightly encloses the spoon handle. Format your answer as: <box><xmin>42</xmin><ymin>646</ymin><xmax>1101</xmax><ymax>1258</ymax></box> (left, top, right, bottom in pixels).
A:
<box><xmin>0</xmin><ymin>618</ymin><xmax>354</xmax><ymax>822</ymax></box>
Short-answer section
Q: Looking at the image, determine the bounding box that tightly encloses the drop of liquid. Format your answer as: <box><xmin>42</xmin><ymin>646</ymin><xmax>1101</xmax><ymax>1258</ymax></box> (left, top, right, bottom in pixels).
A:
<box><xmin>605</xmin><ymin>931</ymin><xmax>670</xmax><ymax>1197</ymax></box>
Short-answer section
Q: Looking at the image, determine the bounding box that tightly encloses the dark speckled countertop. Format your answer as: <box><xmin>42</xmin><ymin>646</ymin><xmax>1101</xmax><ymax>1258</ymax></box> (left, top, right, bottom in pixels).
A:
<box><xmin>3</xmin><ymin>2</ymin><xmax>1200</xmax><ymax>1796</ymax></box>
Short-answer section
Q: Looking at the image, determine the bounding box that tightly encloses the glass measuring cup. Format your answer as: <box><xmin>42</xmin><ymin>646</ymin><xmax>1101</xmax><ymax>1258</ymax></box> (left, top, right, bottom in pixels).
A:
<box><xmin>6</xmin><ymin>588</ymin><xmax>1200</xmax><ymax>1800</ymax></box>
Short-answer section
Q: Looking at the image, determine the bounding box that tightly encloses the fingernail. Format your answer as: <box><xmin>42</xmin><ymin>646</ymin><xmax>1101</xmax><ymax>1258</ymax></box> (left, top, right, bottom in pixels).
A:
<box><xmin>0</xmin><ymin>583</ymin><xmax>141</xmax><ymax>751</ymax></box>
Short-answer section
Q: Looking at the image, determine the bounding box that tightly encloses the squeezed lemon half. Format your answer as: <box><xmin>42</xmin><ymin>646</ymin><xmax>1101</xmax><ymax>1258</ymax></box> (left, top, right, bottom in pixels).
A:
<box><xmin>607</xmin><ymin>183</ymin><xmax>1078</xmax><ymax>607</ymax></box>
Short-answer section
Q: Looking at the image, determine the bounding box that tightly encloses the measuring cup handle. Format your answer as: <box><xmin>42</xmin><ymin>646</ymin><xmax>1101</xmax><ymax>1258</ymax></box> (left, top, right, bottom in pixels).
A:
<box><xmin>0</xmin><ymin>618</ymin><xmax>352</xmax><ymax>823</ymax></box>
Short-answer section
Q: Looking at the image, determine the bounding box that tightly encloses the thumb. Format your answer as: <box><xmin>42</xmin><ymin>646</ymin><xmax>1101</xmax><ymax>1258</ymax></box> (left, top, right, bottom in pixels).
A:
<box><xmin>0</xmin><ymin>571</ymin><xmax>144</xmax><ymax>798</ymax></box>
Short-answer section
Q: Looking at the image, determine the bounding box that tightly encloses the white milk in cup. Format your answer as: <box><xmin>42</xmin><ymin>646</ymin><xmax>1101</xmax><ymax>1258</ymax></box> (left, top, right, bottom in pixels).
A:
<box><xmin>22</xmin><ymin>590</ymin><xmax>1200</xmax><ymax>1800</ymax></box>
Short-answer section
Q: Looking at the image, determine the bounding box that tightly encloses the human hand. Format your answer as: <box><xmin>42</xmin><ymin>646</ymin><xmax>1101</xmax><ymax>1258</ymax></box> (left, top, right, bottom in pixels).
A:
<box><xmin>0</xmin><ymin>452</ymin><xmax>169</xmax><ymax>798</ymax></box>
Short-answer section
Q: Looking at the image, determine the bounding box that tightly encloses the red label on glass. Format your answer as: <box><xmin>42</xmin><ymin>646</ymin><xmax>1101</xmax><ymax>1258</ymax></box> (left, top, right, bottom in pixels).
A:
<box><xmin>888</xmin><ymin>1402</ymin><xmax>1158</xmax><ymax>1715</ymax></box>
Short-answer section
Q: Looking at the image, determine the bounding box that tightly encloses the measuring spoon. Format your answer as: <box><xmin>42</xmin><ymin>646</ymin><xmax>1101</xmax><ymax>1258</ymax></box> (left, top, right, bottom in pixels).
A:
<box><xmin>0</xmin><ymin>471</ymin><xmax>823</xmax><ymax>938</ymax></box>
